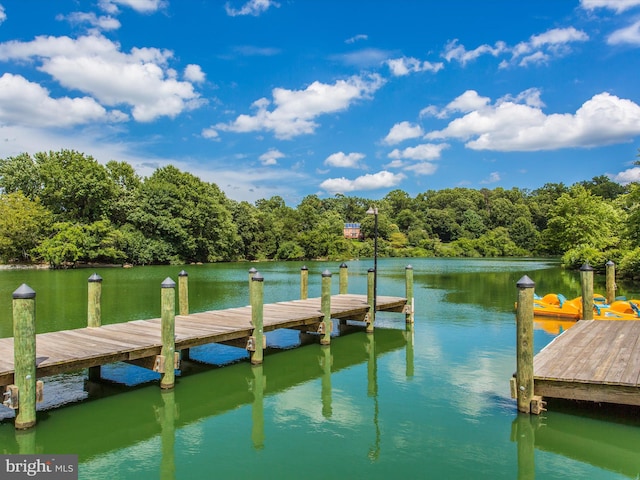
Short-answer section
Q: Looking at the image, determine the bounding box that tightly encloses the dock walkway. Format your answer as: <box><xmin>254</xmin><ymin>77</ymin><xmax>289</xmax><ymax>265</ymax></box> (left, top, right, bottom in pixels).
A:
<box><xmin>533</xmin><ymin>320</ymin><xmax>640</xmax><ymax>406</ymax></box>
<box><xmin>0</xmin><ymin>294</ymin><xmax>406</xmax><ymax>387</ymax></box>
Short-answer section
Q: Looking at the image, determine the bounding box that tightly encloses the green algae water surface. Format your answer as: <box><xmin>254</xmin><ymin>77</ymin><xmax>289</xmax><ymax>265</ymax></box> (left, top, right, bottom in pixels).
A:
<box><xmin>1</xmin><ymin>258</ymin><xmax>639</xmax><ymax>479</ymax></box>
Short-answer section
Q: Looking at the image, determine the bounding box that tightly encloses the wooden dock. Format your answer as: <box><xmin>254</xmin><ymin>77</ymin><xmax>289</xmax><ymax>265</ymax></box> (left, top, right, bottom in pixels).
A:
<box><xmin>533</xmin><ymin>320</ymin><xmax>640</xmax><ymax>406</ymax></box>
<box><xmin>0</xmin><ymin>294</ymin><xmax>406</xmax><ymax>388</ymax></box>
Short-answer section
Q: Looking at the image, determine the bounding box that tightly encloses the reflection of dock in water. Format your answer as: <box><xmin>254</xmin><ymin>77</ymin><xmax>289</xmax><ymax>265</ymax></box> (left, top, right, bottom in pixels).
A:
<box><xmin>512</xmin><ymin>413</ymin><xmax>640</xmax><ymax>479</ymax></box>
<box><xmin>1</xmin><ymin>326</ymin><xmax>412</xmax><ymax>464</ymax></box>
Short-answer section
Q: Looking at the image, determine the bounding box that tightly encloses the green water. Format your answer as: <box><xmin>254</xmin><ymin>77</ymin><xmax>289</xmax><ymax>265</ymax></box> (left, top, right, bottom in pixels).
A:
<box><xmin>1</xmin><ymin>258</ymin><xmax>640</xmax><ymax>479</ymax></box>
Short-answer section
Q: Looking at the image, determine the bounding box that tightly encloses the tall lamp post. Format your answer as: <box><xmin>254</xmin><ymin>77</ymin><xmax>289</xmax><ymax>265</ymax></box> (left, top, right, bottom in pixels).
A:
<box><xmin>366</xmin><ymin>206</ymin><xmax>378</xmax><ymax>313</ymax></box>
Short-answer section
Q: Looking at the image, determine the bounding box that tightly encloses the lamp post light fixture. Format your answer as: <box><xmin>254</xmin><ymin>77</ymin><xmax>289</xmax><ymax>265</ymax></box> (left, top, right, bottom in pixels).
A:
<box><xmin>366</xmin><ymin>206</ymin><xmax>378</xmax><ymax>313</ymax></box>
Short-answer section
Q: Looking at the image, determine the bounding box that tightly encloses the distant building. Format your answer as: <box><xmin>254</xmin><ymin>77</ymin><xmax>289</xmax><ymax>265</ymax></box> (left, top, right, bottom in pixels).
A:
<box><xmin>343</xmin><ymin>223</ymin><xmax>363</xmax><ymax>239</ymax></box>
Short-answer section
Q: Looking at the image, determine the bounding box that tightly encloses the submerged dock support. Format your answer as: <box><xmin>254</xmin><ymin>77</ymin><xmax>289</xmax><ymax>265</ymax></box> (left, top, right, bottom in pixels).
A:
<box><xmin>321</xmin><ymin>270</ymin><xmax>332</xmax><ymax>345</ymax></box>
<box><xmin>12</xmin><ymin>284</ymin><xmax>38</xmax><ymax>429</ymax></box>
<box><xmin>367</xmin><ymin>268</ymin><xmax>375</xmax><ymax>333</ymax></box>
<box><xmin>87</xmin><ymin>273</ymin><xmax>103</xmax><ymax>380</ymax></box>
<box><xmin>605</xmin><ymin>260</ymin><xmax>616</xmax><ymax>305</ymax></box>
<box><xmin>405</xmin><ymin>265</ymin><xmax>414</xmax><ymax>324</ymax></box>
<box><xmin>580</xmin><ymin>263</ymin><xmax>594</xmax><ymax>320</ymax></box>
<box><xmin>250</xmin><ymin>272</ymin><xmax>265</xmax><ymax>365</ymax></box>
<box><xmin>515</xmin><ymin>275</ymin><xmax>535</xmax><ymax>414</ymax></box>
<box><xmin>160</xmin><ymin>278</ymin><xmax>176</xmax><ymax>390</ymax></box>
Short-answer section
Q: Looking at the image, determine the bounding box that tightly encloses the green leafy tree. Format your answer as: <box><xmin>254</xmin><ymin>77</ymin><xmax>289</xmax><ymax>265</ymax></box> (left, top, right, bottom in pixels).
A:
<box><xmin>0</xmin><ymin>192</ymin><xmax>53</xmax><ymax>262</ymax></box>
<box><xmin>542</xmin><ymin>185</ymin><xmax>625</xmax><ymax>255</ymax></box>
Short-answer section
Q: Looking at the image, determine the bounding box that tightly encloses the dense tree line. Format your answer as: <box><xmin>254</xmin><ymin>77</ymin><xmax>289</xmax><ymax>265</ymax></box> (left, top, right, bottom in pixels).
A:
<box><xmin>0</xmin><ymin>149</ymin><xmax>638</xmax><ymax>279</ymax></box>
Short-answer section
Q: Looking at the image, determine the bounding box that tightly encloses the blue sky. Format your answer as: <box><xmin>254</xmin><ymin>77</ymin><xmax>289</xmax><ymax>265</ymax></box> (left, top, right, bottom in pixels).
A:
<box><xmin>1</xmin><ymin>0</ymin><xmax>640</xmax><ymax>205</ymax></box>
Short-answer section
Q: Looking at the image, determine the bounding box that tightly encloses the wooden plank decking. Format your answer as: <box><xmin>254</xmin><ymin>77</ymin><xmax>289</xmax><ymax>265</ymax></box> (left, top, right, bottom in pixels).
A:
<box><xmin>0</xmin><ymin>293</ymin><xmax>406</xmax><ymax>387</ymax></box>
<box><xmin>533</xmin><ymin>320</ymin><xmax>640</xmax><ymax>406</ymax></box>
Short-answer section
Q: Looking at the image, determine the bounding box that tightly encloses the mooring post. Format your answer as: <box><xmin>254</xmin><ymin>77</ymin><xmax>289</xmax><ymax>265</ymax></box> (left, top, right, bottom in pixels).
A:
<box><xmin>300</xmin><ymin>265</ymin><xmax>308</xmax><ymax>300</ymax></box>
<box><xmin>250</xmin><ymin>272</ymin><xmax>265</xmax><ymax>365</ymax></box>
<box><xmin>87</xmin><ymin>273</ymin><xmax>103</xmax><ymax>380</ymax></box>
<box><xmin>515</xmin><ymin>275</ymin><xmax>535</xmax><ymax>414</ymax></box>
<box><xmin>178</xmin><ymin>270</ymin><xmax>190</xmax><ymax>361</ymax></box>
<box><xmin>405</xmin><ymin>265</ymin><xmax>414</xmax><ymax>324</ymax></box>
<box><xmin>339</xmin><ymin>263</ymin><xmax>348</xmax><ymax>294</ymax></box>
<box><xmin>321</xmin><ymin>270</ymin><xmax>332</xmax><ymax>345</ymax></box>
<box><xmin>160</xmin><ymin>278</ymin><xmax>176</xmax><ymax>390</ymax></box>
<box><xmin>367</xmin><ymin>268</ymin><xmax>375</xmax><ymax>333</ymax></box>
<box><xmin>605</xmin><ymin>261</ymin><xmax>616</xmax><ymax>305</ymax></box>
<box><xmin>12</xmin><ymin>284</ymin><xmax>37</xmax><ymax>429</ymax></box>
<box><xmin>87</xmin><ymin>273</ymin><xmax>102</xmax><ymax>328</ymax></box>
<box><xmin>178</xmin><ymin>270</ymin><xmax>189</xmax><ymax>316</ymax></box>
<box><xmin>580</xmin><ymin>263</ymin><xmax>594</xmax><ymax>320</ymax></box>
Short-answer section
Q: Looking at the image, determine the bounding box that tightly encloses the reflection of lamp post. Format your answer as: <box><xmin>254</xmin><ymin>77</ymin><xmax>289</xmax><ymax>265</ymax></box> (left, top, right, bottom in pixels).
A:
<box><xmin>366</xmin><ymin>206</ymin><xmax>378</xmax><ymax>313</ymax></box>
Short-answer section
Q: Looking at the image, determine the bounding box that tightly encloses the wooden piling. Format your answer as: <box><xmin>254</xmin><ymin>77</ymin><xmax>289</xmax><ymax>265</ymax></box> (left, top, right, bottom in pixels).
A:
<box><xmin>516</xmin><ymin>275</ymin><xmax>535</xmax><ymax>414</ymax></box>
<box><xmin>87</xmin><ymin>273</ymin><xmax>102</xmax><ymax>328</ymax></box>
<box><xmin>367</xmin><ymin>268</ymin><xmax>375</xmax><ymax>333</ymax></box>
<box><xmin>12</xmin><ymin>284</ymin><xmax>37</xmax><ymax>429</ymax></box>
<box><xmin>605</xmin><ymin>261</ymin><xmax>616</xmax><ymax>305</ymax></box>
<box><xmin>250</xmin><ymin>272</ymin><xmax>265</xmax><ymax>365</ymax></box>
<box><xmin>321</xmin><ymin>270</ymin><xmax>332</xmax><ymax>345</ymax></box>
<box><xmin>300</xmin><ymin>266</ymin><xmax>308</xmax><ymax>300</ymax></box>
<box><xmin>178</xmin><ymin>270</ymin><xmax>189</xmax><ymax>316</ymax></box>
<box><xmin>405</xmin><ymin>265</ymin><xmax>414</xmax><ymax>324</ymax></box>
<box><xmin>339</xmin><ymin>263</ymin><xmax>348</xmax><ymax>294</ymax></box>
<box><xmin>160</xmin><ymin>278</ymin><xmax>176</xmax><ymax>390</ymax></box>
<box><xmin>580</xmin><ymin>263</ymin><xmax>594</xmax><ymax>320</ymax></box>
<box><xmin>87</xmin><ymin>273</ymin><xmax>103</xmax><ymax>380</ymax></box>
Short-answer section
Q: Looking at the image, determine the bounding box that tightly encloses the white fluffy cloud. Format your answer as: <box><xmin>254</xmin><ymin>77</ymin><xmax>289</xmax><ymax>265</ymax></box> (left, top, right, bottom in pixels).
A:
<box><xmin>425</xmin><ymin>90</ymin><xmax>640</xmax><ymax>151</ymax></box>
<box><xmin>215</xmin><ymin>74</ymin><xmax>385</xmax><ymax>139</ymax></box>
<box><xmin>388</xmin><ymin>143</ymin><xmax>449</xmax><ymax>161</ymax></box>
<box><xmin>0</xmin><ymin>73</ymin><xmax>126</xmax><ymax>127</ymax></box>
<box><xmin>0</xmin><ymin>34</ymin><xmax>204</xmax><ymax>122</ymax></box>
<box><xmin>383</xmin><ymin>121</ymin><xmax>424</xmax><ymax>145</ymax></box>
<box><xmin>259</xmin><ymin>148</ymin><xmax>285</xmax><ymax>165</ymax></box>
<box><xmin>225</xmin><ymin>0</ymin><xmax>279</xmax><ymax>16</ymax></box>
<box><xmin>99</xmin><ymin>0</ymin><xmax>166</xmax><ymax>14</ymax></box>
<box><xmin>612</xmin><ymin>167</ymin><xmax>640</xmax><ymax>184</ymax></box>
<box><xmin>320</xmin><ymin>171</ymin><xmax>405</xmax><ymax>193</ymax></box>
<box><xmin>386</xmin><ymin>57</ymin><xmax>444</xmax><ymax>76</ymax></box>
<box><xmin>444</xmin><ymin>27</ymin><xmax>588</xmax><ymax>68</ymax></box>
<box><xmin>580</xmin><ymin>0</ymin><xmax>640</xmax><ymax>12</ymax></box>
<box><xmin>324</xmin><ymin>151</ymin><xmax>365</xmax><ymax>168</ymax></box>
<box><xmin>607</xmin><ymin>20</ymin><xmax>640</xmax><ymax>45</ymax></box>
<box><xmin>0</xmin><ymin>5</ymin><xmax>7</xmax><ymax>25</ymax></box>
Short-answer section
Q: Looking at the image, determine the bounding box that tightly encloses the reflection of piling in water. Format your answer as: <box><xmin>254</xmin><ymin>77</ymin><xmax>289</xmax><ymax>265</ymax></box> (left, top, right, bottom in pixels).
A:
<box><xmin>15</xmin><ymin>427</ymin><xmax>37</xmax><ymax>455</ymax></box>
<box><xmin>250</xmin><ymin>364</ymin><xmax>265</xmax><ymax>449</ymax></box>
<box><xmin>405</xmin><ymin>323</ymin><xmax>414</xmax><ymax>378</ymax></box>
<box><xmin>511</xmin><ymin>415</ymin><xmax>536</xmax><ymax>480</ymax></box>
<box><xmin>320</xmin><ymin>346</ymin><xmax>332</xmax><ymax>418</ymax></box>
<box><xmin>159</xmin><ymin>389</ymin><xmax>177</xmax><ymax>480</ymax></box>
